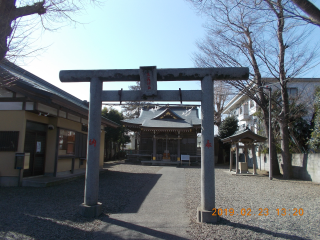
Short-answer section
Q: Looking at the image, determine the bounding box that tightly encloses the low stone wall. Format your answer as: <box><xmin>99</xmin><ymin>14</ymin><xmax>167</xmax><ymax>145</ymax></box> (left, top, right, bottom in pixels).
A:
<box><xmin>253</xmin><ymin>153</ymin><xmax>320</xmax><ymax>183</ymax></box>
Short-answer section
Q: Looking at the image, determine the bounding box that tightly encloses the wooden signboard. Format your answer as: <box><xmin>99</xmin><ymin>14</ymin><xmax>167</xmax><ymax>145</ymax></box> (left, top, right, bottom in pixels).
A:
<box><xmin>139</xmin><ymin>66</ymin><xmax>157</xmax><ymax>96</ymax></box>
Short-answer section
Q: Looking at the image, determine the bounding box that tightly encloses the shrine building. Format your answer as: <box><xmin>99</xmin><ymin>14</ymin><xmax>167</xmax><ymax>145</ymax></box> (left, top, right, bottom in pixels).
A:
<box><xmin>122</xmin><ymin>106</ymin><xmax>201</xmax><ymax>162</ymax></box>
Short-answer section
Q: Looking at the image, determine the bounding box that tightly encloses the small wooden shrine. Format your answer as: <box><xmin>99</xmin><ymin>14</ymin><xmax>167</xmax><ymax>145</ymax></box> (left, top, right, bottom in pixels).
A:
<box><xmin>122</xmin><ymin>106</ymin><xmax>201</xmax><ymax>162</ymax></box>
<box><xmin>221</xmin><ymin>128</ymin><xmax>266</xmax><ymax>174</ymax></box>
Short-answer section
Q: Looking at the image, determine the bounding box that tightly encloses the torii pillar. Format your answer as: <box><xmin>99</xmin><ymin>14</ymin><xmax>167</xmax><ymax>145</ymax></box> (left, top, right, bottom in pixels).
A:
<box><xmin>198</xmin><ymin>75</ymin><xmax>216</xmax><ymax>222</ymax></box>
<box><xmin>59</xmin><ymin>66</ymin><xmax>249</xmax><ymax>222</ymax></box>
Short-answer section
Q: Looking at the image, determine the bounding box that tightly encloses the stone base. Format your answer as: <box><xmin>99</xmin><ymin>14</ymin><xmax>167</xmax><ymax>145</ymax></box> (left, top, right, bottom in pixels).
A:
<box><xmin>239</xmin><ymin>162</ymin><xmax>248</xmax><ymax>173</ymax></box>
<box><xmin>197</xmin><ymin>207</ymin><xmax>220</xmax><ymax>223</ymax></box>
<box><xmin>79</xmin><ymin>202</ymin><xmax>102</xmax><ymax>218</ymax></box>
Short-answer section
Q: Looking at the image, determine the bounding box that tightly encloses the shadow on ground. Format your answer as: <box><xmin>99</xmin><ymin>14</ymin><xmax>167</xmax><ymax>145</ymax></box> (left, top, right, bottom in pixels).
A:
<box><xmin>0</xmin><ymin>170</ymin><xmax>161</xmax><ymax>239</ymax></box>
<box><xmin>218</xmin><ymin>218</ymin><xmax>307</xmax><ymax>240</ymax></box>
<box><xmin>95</xmin><ymin>216</ymin><xmax>189</xmax><ymax>240</ymax></box>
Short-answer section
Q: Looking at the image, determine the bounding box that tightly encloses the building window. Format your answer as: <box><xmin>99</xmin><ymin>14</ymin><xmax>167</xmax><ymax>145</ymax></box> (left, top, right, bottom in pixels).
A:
<box><xmin>59</xmin><ymin>129</ymin><xmax>75</xmax><ymax>155</ymax></box>
<box><xmin>0</xmin><ymin>131</ymin><xmax>19</xmax><ymax>151</ymax></box>
<box><xmin>240</xmin><ymin>106</ymin><xmax>243</xmax><ymax>114</ymax></box>
<box><xmin>287</xmin><ymin>88</ymin><xmax>298</xmax><ymax>96</ymax></box>
<box><xmin>250</xmin><ymin>100</ymin><xmax>254</xmax><ymax>108</ymax></box>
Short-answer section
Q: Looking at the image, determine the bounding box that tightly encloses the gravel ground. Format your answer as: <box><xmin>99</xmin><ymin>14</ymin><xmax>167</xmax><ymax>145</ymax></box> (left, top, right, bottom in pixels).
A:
<box><xmin>1</xmin><ymin>162</ymin><xmax>319</xmax><ymax>240</ymax></box>
<box><xmin>0</xmin><ymin>161</ymin><xmax>162</xmax><ymax>240</ymax></box>
<box><xmin>185</xmin><ymin>166</ymin><xmax>320</xmax><ymax>240</ymax></box>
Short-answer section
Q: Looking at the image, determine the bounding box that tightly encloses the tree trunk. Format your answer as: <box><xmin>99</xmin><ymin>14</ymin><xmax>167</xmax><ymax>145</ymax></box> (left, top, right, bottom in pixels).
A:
<box><xmin>244</xmin><ymin>28</ymin><xmax>281</xmax><ymax>175</ymax></box>
<box><xmin>277</xmin><ymin>1</ymin><xmax>292</xmax><ymax>179</ymax></box>
<box><xmin>279</xmin><ymin>89</ymin><xmax>292</xmax><ymax>179</ymax></box>
<box><xmin>0</xmin><ymin>0</ymin><xmax>46</xmax><ymax>62</ymax></box>
<box><xmin>0</xmin><ymin>1</ymin><xmax>14</xmax><ymax>61</ymax></box>
<box><xmin>215</xmin><ymin>118</ymin><xmax>221</xmax><ymax>128</ymax></box>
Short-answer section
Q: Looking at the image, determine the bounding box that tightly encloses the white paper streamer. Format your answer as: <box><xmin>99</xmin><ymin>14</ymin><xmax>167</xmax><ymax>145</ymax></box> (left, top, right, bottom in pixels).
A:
<box><xmin>182</xmin><ymin>107</ymin><xmax>193</xmax><ymax>116</ymax></box>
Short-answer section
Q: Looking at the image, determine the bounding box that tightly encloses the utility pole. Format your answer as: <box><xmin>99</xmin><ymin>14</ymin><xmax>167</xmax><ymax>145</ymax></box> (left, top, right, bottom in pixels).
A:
<box><xmin>260</xmin><ymin>86</ymin><xmax>272</xmax><ymax>180</ymax></box>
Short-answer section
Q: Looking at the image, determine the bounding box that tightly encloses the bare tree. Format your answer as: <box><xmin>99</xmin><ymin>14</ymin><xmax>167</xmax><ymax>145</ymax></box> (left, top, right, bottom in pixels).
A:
<box><xmin>190</xmin><ymin>0</ymin><xmax>319</xmax><ymax>178</ymax></box>
<box><xmin>258</xmin><ymin>0</ymin><xmax>319</xmax><ymax>178</ymax></box>
<box><xmin>122</xmin><ymin>81</ymin><xmax>151</xmax><ymax>119</ymax></box>
<box><xmin>213</xmin><ymin>81</ymin><xmax>232</xmax><ymax>128</ymax></box>
<box><xmin>191</xmin><ymin>0</ymin><xmax>281</xmax><ymax>176</ymax></box>
<box><xmin>0</xmin><ymin>0</ymin><xmax>99</xmax><ymax>63</ymax></box>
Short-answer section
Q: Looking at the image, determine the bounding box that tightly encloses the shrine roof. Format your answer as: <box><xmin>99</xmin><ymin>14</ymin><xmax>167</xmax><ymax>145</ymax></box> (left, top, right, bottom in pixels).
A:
<box><xmin>221</xmin><ymin>128</ymin><xmax>267</xmax><ymax>143</ymax></box>
<box><xmin>0</xmin><ymin>60</ymin><xmax>119</xmax><ymax>128</ymax></box>
<box><xmin>122</xmin><ymin>106</ymin><xmax>201</xmax><ymax>129</ymax></box>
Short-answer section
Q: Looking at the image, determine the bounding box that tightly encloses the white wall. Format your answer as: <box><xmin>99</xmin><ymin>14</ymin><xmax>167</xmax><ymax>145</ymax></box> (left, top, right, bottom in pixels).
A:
<box><xmin>253</xmin><ymin>153</ymin><xmax>320</xmax><ymax>184</ymax></box>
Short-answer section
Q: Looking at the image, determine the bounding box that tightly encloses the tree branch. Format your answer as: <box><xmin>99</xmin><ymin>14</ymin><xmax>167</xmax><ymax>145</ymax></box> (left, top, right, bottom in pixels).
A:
<box><xmin>13</xmin><ymin>1</ymin><xmax>46</xmax><ymax>20</ymax></box>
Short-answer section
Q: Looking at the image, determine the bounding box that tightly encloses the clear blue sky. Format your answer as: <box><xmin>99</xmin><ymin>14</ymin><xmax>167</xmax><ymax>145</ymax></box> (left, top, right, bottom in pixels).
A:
<box><xmin>22</xmin><ymin>0</ymin><xmax>206</xmax><ymax>105</ymax></box>
<box><xmin>20</xmin><ymin>0</ymin><xmax>320</xmax><ymax>110</ymax></box>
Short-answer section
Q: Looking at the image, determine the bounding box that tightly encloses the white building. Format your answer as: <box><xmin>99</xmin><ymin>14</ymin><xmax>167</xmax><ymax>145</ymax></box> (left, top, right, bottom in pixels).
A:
<box><xmin>222</xmin><ymin>78</ymin><xmax>320</xmax><ymax>134</ymax></box>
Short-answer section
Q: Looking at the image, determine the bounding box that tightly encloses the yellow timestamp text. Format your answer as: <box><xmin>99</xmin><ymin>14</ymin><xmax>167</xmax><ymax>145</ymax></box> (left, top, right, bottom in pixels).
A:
<box><xmin>276</xmin><ymin>208</ymin><xmax>304</xmax><ymax>216</ymax></box>
<box><xmin>212</xmin><ymin>208</ymin><xmax>304</xmax><ymax>216</ymax></box>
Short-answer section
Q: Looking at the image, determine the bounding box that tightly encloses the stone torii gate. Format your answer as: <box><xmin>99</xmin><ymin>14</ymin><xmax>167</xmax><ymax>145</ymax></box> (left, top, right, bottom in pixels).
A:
<box><xmin>59</xmin><ymin>66</ymin><xmax>248</xmax><ymax>223</ymax></box>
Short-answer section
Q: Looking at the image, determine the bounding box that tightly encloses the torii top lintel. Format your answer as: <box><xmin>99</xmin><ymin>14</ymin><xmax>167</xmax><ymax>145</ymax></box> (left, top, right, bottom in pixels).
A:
<box><xmin>59</xmin><ymin>66</ymin><xmax>249</xmax><ymax>82</ymax></box>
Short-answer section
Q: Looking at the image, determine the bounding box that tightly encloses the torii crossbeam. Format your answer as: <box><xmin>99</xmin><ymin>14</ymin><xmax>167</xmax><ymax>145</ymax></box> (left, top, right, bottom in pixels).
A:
<box><xmin>59</xmin><ymin>66</ymin><xmax>249</xmax><ymax>223</ymax></box>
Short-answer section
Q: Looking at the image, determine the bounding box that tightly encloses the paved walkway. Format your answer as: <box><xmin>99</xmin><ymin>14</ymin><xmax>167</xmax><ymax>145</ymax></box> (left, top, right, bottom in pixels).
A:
<box><xmin>21</xmin><ymin>169</ymin><xmax>107</xmax><ymax>187</ymax></box>
<box><xmin>94</xmin><ymin>167</ymin><xmax>190</xmax><ymax>240</ymax></box>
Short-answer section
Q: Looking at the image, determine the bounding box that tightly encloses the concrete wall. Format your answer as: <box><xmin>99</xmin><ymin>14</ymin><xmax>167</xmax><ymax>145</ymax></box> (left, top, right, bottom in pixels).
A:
<box><xmin>252</xmin><ymin>153</ymin><xmax>320</xmax><ymax>183</ymax></box>
<box><xmin>0</xmin><ymin>111</ymin><xmax>26</xmax><ymax>186</ymax></box>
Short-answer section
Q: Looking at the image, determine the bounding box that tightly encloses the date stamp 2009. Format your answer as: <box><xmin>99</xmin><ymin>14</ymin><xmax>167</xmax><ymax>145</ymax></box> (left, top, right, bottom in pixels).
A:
<box><xmin>212</xmin><ymin>208</ymin><xmax>304</xmax><ymax>217</ymax></box>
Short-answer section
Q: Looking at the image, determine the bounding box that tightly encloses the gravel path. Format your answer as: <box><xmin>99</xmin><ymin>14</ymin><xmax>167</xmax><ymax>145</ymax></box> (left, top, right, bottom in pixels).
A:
<box><xmin>185</xmin><ymin>166</ymin><xmax>320</xmax><ymax>240</ymax></box>
<box><xmin>1</xmin><ymin>162</ymin><xmax>319</xmax><ymax>240</ymax></box>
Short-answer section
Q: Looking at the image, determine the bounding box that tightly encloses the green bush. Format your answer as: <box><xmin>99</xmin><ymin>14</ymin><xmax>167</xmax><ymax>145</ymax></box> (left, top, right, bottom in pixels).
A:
<box><xmin>308</xmin><ymin>87</ymin><xmax>320</xmax><ymax>151</ymax></box>
<box><xmin>219</xmin><ymin>115</ymin><xmax>239</xmax><ymax>139</ymax></box>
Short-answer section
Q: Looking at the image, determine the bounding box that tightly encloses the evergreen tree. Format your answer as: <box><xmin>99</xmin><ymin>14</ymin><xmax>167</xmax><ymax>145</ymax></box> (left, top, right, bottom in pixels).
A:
<box><xmin>102</xmin><ymin>107</ymin><xmax>130</xmax><ymax>159</ymax></box>
<box><xmin>308</xmin><ymin>87</ymin><xmax>320</xmax><ymax>151</ymax></box>
<box><xmin>218</xmin><ymin>116</ymin><xmax>239</xmax><ymax>139</ymax></box>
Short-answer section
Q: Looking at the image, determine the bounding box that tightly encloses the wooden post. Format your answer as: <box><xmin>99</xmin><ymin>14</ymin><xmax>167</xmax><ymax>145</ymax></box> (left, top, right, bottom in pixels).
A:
<box><xmin>153</xmin><ymin>131</ymin><xmax>156</xmax><ymax>160</ymax></box>
<box><xmin>230</xmin><ymin>147</ymin><xmax>232</xmax><ymax>172</ymax></box>
<box><xmin>236</xmin><ymin>143</ymin><xmax>239</xmax><ymax>174</ymax></box>
<box><xmin>252</xmin><ymin>144</ymin><xmax>257</xmax><ymax>175</ymax></box>
<box><xmin>244</xmin><ymin>145</ymin><xmax>248</xmax><ymax>163</ymax></box>
<box><xmin>177</xmin><ymin>131</ymin><xmax>181</xmax><ymax>162</ymax></box>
